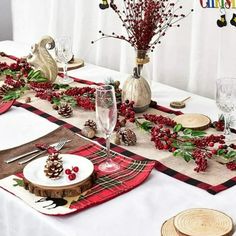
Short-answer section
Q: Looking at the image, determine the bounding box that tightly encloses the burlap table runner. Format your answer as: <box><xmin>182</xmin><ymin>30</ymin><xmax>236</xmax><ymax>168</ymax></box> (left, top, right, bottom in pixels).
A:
<box><xmin>0</xmin><ymin>126</ymin><xmax>89</xmax><ymax>179</ymax></box>
<box><xmin>2</xmin><ymin>54</ymin><xmax>236</xmax><ymax>194</ymax></box>
<box><xmin>16</xmin><ymin>95</ymin><xmax>236</xmax><ymax>188</ymax></box>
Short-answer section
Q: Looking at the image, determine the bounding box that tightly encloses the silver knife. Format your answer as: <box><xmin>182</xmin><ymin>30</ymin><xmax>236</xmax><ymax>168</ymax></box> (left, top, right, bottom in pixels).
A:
<box><xmin>5</xmin><ymin>140</ymin><xmax>71</xmax><ymax>164</ymax></box>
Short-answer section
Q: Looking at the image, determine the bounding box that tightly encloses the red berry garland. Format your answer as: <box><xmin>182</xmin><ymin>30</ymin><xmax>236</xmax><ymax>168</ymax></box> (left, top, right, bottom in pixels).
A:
<box><xmin>226</xmin><ymin>162</ymin><xmax>236</xmax><ymax>171</ymax></box>
<box><xmin>138</xmin><ymin>114</ymin><xmax>236</xmax><ymax>173</ymax></box>
<box><xmin>5</xmin><ymin>76</ymin><xmax>25</xmax><ymax>89</ymax></box>
<box><xmin>191</xmin><ymin>135</ymin><xmax>225</xmax><ymax>148</ymax></box>
<box><xmin>192</xmin><ymin>149</ymin><xmax>210</xmax><ymax>172</ymax></box>
<box><xmin>64</xmin><ymin>87</ymin><xmax>96</xmax><ymax>110</ymax></box>
<box><xmin>29</xmin><ymin>81</ymin><xmax>53</xmax><ymax>92</ymax></box>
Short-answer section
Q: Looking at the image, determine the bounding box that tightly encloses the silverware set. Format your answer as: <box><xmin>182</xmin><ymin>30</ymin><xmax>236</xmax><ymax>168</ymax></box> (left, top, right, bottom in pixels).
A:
<box><xmin>5</xmin><ymin>138</ymin><xmax>71</xmax><ymax>165</ymax></box>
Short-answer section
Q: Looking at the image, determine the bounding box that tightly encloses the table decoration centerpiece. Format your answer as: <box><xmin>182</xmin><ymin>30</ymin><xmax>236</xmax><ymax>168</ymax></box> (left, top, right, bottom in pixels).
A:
<box><xmin>27</xmin><ymin>35</ymin><xmax>58</xmax><ymax>83</ymax></box>
<box><xmin>94</xmin><ymin>0</ymin><xmax>193</xmax><ymax>112</ymax></box>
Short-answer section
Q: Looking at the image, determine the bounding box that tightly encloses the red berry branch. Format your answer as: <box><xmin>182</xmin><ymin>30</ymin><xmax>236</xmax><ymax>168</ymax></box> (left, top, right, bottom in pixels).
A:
<box><xmin>135</xmin><ymin>114</ymin><xmax>236</xmax><ymax>172</ymax></box>
<box><xmin>93</xmin><ymin>0</ymin><xmax>193</xmax><ymax>51</ymax></box>
<box><xmin>115</xmin><ymin>100</ymin><xmax>136</xmax><ymax>130</ymax></box>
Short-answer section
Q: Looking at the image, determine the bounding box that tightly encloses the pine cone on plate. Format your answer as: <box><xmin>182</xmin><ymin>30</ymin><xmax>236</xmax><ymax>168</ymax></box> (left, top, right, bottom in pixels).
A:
<box><xmin>117</xmin><ymin>128</ymin><xmax>137</xmax><ymax>146</ymax></box>
<box><xmin>84</xmin><ymin>119</ymin><xmax>97</xmax><ymax>131</ymax></box>
<box><xmin>58</xmin><ymin>103</ymin><xmax>73</xmax><ymax>118</ymax></box>
<box><xmin>44</xmin><ymin>153</ymin><xmax>63</xmax><ymax>179</ymax></box>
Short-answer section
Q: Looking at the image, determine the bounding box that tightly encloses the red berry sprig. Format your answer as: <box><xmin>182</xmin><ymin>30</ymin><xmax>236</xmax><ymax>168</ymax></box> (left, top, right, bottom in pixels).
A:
<box><xmin>191</xmin><ymin>134</ymin><xmax>225</xmax><ymax>149</ymax></box>
<box><xmin>192</xmin><ymin>149</ymin><xmax>210</xmax><ymax>172</ymax></box>
<box><xmin>143</xmin><ymin>114</ymin><xmax>177</xmax><ymax>127</ymax></box>
<box><xmin>64</xmin><ymin>87</ymin><xmax>96</xmax><ymax>110</ymax></box>
<box><xmin>226</xmin><ymin>162</ymin><xmax>236</xmax><ymax>171</ymax></box>
<box><xmin>212</xmin><ymin>120</ymin><xmax>224</xmax><ymax>132</ymax></box>
<box><xmin>94</xmin><ymin>0</ymin><xmax>193</xmax><ymax>52</ymax></box>
<box><xmin>119</xmin><ymin>100</ymin><xmax>135</xmax><ymax>123</ymax></box>
<box><xmin>65</xmin><ymin>166</ymin><xmax>80</xmax><ymax>181</ymax></box>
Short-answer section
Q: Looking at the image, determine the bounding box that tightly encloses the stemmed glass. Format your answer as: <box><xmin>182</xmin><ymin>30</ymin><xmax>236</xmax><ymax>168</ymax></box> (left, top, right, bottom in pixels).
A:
<box><xmin>96</xmin><ymin>85</ymin><xmax>120</xmax><ymax>172</ymax></box>
<box><xmin>55</xmin><ymin>37</ymin><xmax>74</xmax><ymax>84</ymax></box>
<box><xmin>216</xmin><ymin>78</ymin><xmax>236</xmax><ymax>139</ymax></box>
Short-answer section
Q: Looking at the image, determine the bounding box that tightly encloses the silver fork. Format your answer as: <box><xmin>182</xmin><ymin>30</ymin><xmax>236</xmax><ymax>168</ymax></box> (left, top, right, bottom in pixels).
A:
<box><xmin>18</xmin><ymin>138</ymin><xmax>68</xmax><ymax>165</ymax></box>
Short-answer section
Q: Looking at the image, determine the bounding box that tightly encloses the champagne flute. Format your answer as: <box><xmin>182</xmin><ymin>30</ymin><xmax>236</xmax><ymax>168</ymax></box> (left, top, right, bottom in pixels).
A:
<box><xmin>55</xmin><ymin>37</ymin><xmax>74</xmax><ymax>84</ymax></box>
<box><xmin>216</xmin><ymin>78</ymin><xmax>236</xmax><ymax>139</ymax></box>
<box><xmin>96</xmin><ymin>85</ymin><xmax>120</xmax><ymax>172</ymax></box>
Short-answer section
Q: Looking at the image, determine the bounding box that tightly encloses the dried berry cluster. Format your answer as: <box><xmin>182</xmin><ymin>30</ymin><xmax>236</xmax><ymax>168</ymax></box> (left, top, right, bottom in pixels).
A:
<box><xmin>115</xmin><ymin>100</ymin><xmax>136</xmax><ymax>130</ymax></box>
<box><xmin>0</xmin><ymin>58</ymin><xmax>32</xmax><ymax>99</ymax></box>
<box><xmin>0</xmin><ymin>58</ymin><xmax>31</xmax><ymax>77</ymax></box>
<box><xmin>94</xmin><ymin>0</ymin><xmax>193</xmax><ymax>51</ymax></box>
<box><xmin>119</xmin><ymin>100</ymin><xmax>135</xmax><ymax>122</ymax></box>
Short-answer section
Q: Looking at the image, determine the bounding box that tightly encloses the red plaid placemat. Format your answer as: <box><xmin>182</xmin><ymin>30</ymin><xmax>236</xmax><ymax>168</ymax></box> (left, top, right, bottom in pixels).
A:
<box><xmin>67</xmin><ymin>144</ymin><xmax>155</xmax><ymax>212</ymax></box>
<box><xmin>0</xmin><ymin>143</ymin><xmax>155</xmax><ymax>215</ymax></box>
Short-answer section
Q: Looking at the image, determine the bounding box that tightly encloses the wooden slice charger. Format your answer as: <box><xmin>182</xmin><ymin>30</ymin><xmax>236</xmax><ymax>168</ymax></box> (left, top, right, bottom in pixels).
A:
<box><xmin>174</xmin><ymin>208</ymin><xmax>234</xmax><ymax>236</ymax></box>
<box><xmin>173</xmin><ymin>113</ymin><xmax>211</xmax><ymax>131</ymax></box>
<box><xmin>23</xmin><ymin>172</ymin><xmax>95</xmax><ymax>198</ymax></box>
<box><xmin>57</xmin><ymin>58</ymin><xmax>84</xmax><ymax>71</ymax></box>
<box><xmin>161</xmin><ymin>217</ymin><xmax>179</xmax><ymax>236</ymax></box>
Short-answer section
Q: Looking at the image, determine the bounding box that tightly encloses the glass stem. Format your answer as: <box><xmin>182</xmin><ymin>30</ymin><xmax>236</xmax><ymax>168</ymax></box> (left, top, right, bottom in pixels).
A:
<box><xmin>106</xmin><ymin>134</ymin><xmax>111</xmax><ymax>162</ymax></box>
<box><xmin>224</xmin><ymin>113</ymin><xmax>231</xmax><ymax>136</ymax></box>
<box><xmin>63</xmin><ymin>62</ymin><xmax>68</xmax><ymax>79</ymax></box>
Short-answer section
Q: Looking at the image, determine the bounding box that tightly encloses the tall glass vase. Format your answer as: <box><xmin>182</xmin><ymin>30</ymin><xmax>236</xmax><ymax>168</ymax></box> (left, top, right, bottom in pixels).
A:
<box><xmin>122</xmin><ymin>49</ymin><xmax>151</xmax><ymax>113</ymax></box>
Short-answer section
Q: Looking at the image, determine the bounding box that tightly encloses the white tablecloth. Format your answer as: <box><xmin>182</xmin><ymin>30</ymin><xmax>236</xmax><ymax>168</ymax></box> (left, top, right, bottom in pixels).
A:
<box><xmin>0</xmin><ymin>41</ymin><xmax>236</xmax><ymax>236</ymax></box>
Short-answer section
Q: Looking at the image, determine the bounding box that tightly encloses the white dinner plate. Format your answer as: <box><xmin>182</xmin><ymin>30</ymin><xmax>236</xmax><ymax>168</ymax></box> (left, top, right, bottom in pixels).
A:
<box><xmin>23</xmin><ymin>154</ymin><xmax>94</xmax><ymax>188</ymax></box>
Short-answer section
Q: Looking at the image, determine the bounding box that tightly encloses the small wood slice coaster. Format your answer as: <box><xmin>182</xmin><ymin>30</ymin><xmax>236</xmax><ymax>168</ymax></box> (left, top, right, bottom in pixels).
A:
<box><xmin>161</xmin><ymin>217</ymin><xmax>179</xmax><ymax>236</ymax></box>
<box><xmin>23</xmin><ymin>172</ymin><xmax>96</xmax><ymax>198</ymax></box>
<box><xmin>170</xmin><ymin>101</ymin><xmax>186</xmax><ymax>109</ymax></box>
<box><xmin>173</xmin><ymin>113</ymin><xmax>211</xmax><ymax>131</ymax></box>
<box><xmin>57</xmin><ymin>58</ymin><xmax>84</xmax><ymax>71</ymax></box>
<box><xmin>174</xmin><ymin>208</ymin><xmax>234</xmax><ymax>236</ymax></box>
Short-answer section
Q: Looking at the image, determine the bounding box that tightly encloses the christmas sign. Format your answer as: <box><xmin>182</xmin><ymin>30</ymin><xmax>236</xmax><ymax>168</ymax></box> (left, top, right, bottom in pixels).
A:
<box><xmin>200</xmin><ymin>0</ymin><xmax>236</xmax><ymax>27</ymax></box>
<box><xmin>200</xmin><ymin>0</ymin><xmax>236</xmax><ymax>8</ymax></box>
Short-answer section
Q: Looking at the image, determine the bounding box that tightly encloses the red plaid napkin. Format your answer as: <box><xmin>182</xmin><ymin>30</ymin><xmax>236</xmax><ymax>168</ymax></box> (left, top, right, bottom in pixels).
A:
<box><xmin>67</xmin><ymin>143</ymin><xmax>155</xmax><ymax>212</ymax></box>
<box><xmin>0</xmin><ymin>100</ymin><xmax>15</xmax><ymax>114</ymax></box>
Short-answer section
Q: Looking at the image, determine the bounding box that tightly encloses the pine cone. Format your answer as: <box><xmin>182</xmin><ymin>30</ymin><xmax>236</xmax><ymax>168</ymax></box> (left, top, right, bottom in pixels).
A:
<box><xmin>44</xmin><ymin>153</ymin><xmax>63</xmax><ymax>179</ymax></box>
<box><xmin>58</xmin><ymin>103</ymin><xmax>73</xmax><ymax>118</ymax></box>
<box><xmin>84</xmin><ymin>119</ymin><xmax>97</xmax><ymax>131</ymax></box>
<box><xmin>81</xmin><ymin>126</ymin><xmax>96</xmax><ymax>139</ymax></box>
<box><xmin>118</xmin><ymin>128</ymin><xmax>137</xmax><ymax>146</ymax></box>
<box><xmin>0</xmin><ymin>84</ymin><xmax>11</xmax><ymax>97</ymax></box>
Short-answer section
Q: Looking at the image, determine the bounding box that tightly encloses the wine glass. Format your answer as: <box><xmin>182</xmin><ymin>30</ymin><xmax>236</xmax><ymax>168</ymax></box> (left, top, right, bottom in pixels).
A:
<box><xmin>55</xmin><ymin>37</ymin><xmax>74</xmax><ymax>84</ymax></box>
<box><xmin>96</xmin><ymin>85</ymin><xmax>120</xmax><ymax>172</ymax></box>
<box><xmin>216</xmin><ymin>78</ymin><xmax>236</xmax><ymax>138</ymax></box>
